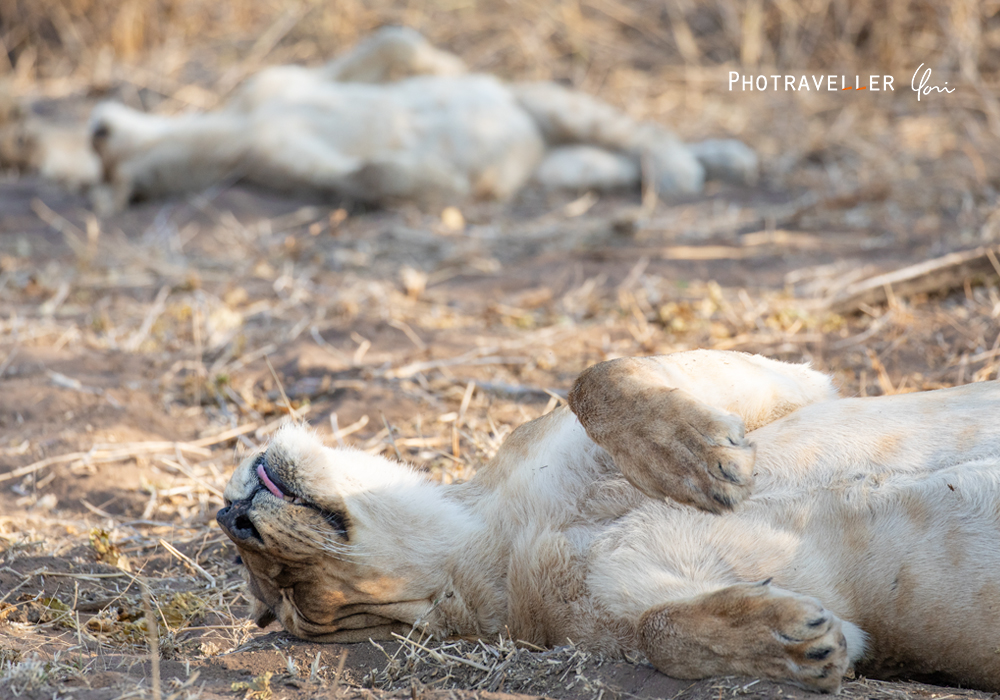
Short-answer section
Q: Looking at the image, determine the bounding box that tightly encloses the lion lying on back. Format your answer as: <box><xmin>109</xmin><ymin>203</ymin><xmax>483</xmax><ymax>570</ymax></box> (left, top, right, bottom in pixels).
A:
<box><xmin>83</xmin><ymin>28</ymin><xmax>756</xmax><ymax>210</ymax></box>
<box><xmin>218</xmin><ymin>350</ymin><xmax>1000</xmax><ymax>693</ymax></box>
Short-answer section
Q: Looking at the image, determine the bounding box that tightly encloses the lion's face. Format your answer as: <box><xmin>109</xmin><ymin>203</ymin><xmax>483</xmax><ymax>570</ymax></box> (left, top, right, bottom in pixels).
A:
<box><xmin>217</xmin><ymin>425</ymin><xmax>450</xmax><ymax>641</ymax></box>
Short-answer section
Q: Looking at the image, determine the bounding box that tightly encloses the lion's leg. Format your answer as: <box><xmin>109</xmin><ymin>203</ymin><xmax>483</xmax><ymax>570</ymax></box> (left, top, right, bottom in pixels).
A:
<box><xmin>512</xmin><ymin>83</ymin><xmax>759</xmax><ymax>194</ymax></box>
<box><xmin>512</xmin><ymin>81</ymin><xmax>704</xmax><ymax>195</ymax></box>
<box><xmin>242</xmin><ymin>119</ymin><xmax>363</xmax><ymax>194</ymax></box>
<box><xmin>587</xmin><ymin>513</ymin><xmax>864</xmax><ymax>693</ymax></box>
<box><xmin>568</xmin><ymin>350</ymin><xmax>835</xmax><ymax>512</ymax></box>
<box><xmin>89</xmin><ymin>103</ymin><xmax>249</xmax><ymax>211</ymax></box>
<box><xmin>511</xmin><ymin>81</ymin><xmax>656</xmax><ymax>153</ymax></box>
<box><xmin>639</xmin><ymin>582</ymin><xmax>859</xmax><ymax>693</ymax></box>
<box><xmin>321</xmin><ymin>27</ymin><xmax>467</xmax><ymax>83</ymax></box>
<box><xmin>687</xmin><ymin>139</ymin><xmax>759</xmax><ymax>187</ymax></box>
<box><xmin>244</xmin><ymin>122</ymin><xmax>470</xmax><ymax>205</ymax></box>
<box><xmin>532</xmin><ymin>145</ymin><xmax>640</xmax><ymax>191</ymax></box>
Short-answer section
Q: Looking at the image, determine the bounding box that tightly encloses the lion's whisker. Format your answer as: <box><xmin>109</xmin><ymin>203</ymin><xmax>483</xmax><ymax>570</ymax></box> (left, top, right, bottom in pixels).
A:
<box><xmin>296</xmin><ymin>523</ymin><xmax>369</xmax><ymax>559</ymax></box>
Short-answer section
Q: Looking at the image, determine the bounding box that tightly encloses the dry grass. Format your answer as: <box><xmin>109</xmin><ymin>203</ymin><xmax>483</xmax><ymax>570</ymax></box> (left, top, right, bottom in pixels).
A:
<box><xmin>5</xmin><ymin>0</ymin><xmax>1000</xmax><ymax>78</ymax></box>
<box><xmin>1</xmin><ymin>2</ymin><xmax>1000</xmax><ymax>699</ymax></box>
<box><xmin>1</xmin><ymin>189</ymin><xmax>998</xmax><ymax>697</ymax></box>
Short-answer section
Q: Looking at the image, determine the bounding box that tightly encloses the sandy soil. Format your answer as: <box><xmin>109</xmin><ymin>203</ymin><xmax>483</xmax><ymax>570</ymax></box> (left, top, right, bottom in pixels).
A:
<box><xmin>2</xmin><ymin>26</ymin><xmax>1000</xmax><ymax>690</ymax></box>
<box><xmin>1</xmin><ymin>165</ymin><xmax>998</xmax><ymax>700</ymax></box>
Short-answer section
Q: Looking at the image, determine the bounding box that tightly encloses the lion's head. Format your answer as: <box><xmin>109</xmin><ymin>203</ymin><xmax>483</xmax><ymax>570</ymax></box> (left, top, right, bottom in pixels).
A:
<box><xmin>217</xmin><ymin>425</ymin><xmax>472</xmax><ymax>641</ymax></box>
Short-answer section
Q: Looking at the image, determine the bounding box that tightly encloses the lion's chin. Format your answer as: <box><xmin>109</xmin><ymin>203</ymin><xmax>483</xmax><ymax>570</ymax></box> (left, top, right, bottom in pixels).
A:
<box><xmin>250</xmin><ymin>596</ymin><xmax>277</xmax><ymax>628</ymax></box>
<box><xmin>282</xmin><ymin>598</ymin><xmax>441</xmax><ymax>643</ymax></box>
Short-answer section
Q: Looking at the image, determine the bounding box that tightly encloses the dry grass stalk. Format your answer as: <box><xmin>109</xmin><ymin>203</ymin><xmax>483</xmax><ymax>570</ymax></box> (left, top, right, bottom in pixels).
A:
<box><xmin>825</xmin><ymin>245</ymin><xmax>1000</xmax><ymax>313</ymax></box>
<box><xmin>141</xmin><ymin>580</ymin><xmax>163</xmax><ymax>700</ymax></box>
<box><xmin>0</xmin><ymin>429</ymin><xmax>264</xmax><ymax>485</ymax></box>
<box><xmin>157</xmin><ymin>538</ymin><xmax>216</xmax><ymax>588</ymax></box>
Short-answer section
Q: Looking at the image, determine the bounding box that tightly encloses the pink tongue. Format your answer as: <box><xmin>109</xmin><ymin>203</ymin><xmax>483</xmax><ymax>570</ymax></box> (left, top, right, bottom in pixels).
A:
<box><xmin>257</xmin><ymin>463</ymin><xmax>285</xmax><ymax>498</ymax></box>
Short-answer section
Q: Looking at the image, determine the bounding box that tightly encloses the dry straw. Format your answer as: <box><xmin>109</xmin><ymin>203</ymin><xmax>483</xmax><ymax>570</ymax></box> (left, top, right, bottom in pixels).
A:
<box><xmin>1</xmin><ymin>1</ymin><xmax>1000</xmax><ymax>698</ymax></box>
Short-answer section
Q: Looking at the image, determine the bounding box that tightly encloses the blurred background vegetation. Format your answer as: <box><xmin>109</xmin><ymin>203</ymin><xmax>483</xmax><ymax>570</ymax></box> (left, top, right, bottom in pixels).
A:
<box><xmin>4</xmin><ymin>0</ymin><xmax>997</xmax><ymax>81</ymax></box>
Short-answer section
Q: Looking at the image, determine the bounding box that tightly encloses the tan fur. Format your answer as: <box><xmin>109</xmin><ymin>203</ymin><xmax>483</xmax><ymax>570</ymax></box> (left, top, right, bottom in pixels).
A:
<box><xmin>0</xmin><ymin>95</ymin><xmax>99</xmax><ymax>192</ymax></box>
<box><xmin>87</xmin><ymin>28</ymin><xmax>756</xmax><ymax>210</ymax></box>
<box><xmin>218</xmin><ymin>349</ymin><xmax>1000</xmax><ymax>693</ymax></box>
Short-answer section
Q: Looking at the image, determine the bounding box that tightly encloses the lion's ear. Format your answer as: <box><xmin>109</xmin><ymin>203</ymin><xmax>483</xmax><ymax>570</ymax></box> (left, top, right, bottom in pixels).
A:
<box><xmin>251</xmin><ymin>597</ymin><xmax>277</xmax><ymax>628</ymax></box>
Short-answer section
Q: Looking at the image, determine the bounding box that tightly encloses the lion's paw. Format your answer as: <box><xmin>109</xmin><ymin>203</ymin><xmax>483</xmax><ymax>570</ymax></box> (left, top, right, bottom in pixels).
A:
<box><xmin>619</xmin><ymin>391</ymin><xmax>756</xmax><ymax>513</ymax></box>
<box><xmin>569</xmin><ymin>359</ymin><xmax>757</xmax><ymax>513</ymax></box>
<box><xmin>640</xmin><ymin>583</ymin><xmax>851</xmax><ymax>694</ymax></box>
<box><xmin>759</xmin><ymin>587</ymin><xmax>851</xmax><ymax>693</ymax></box>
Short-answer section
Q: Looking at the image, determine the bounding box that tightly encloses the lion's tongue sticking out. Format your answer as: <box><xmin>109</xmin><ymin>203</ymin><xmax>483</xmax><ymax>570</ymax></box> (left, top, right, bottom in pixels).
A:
<box><xmin>257</xmin><ymin>463</ymin><xmax>286</xmax><ymax>498</ymax></box>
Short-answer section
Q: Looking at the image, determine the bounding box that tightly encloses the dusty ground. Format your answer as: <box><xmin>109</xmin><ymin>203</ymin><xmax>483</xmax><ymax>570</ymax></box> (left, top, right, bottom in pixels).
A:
<box><xmin>1</xmin><ymin>164</ymin><xmax>998</xmax><ymax>699</ymax></box>
<box><xmin>2</xmin><ymin>3</ymin><xmax>1000</xmax><ymax>698</ymax></box>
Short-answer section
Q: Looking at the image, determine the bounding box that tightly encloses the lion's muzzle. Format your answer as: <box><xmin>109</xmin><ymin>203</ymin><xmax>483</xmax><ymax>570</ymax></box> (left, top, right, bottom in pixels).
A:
<box><xmin>217</xmin><ymin>498</ymin><xmax>263</xmax><ymax>544</ymax></box>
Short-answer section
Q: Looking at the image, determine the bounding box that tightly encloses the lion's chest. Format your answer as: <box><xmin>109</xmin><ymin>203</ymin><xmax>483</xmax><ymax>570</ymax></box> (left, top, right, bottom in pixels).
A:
<box><xmin>501</xmin><ymin>521</ymin><xmax>635</xmax><ymax>653</ymax></box>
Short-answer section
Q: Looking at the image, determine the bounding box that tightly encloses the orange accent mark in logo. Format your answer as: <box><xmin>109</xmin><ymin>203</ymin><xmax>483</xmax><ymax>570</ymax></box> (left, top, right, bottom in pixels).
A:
<box><xmin>843</xmin><ymin>86</ymin><xmax>853</xmax><ymax>90</ymax></box>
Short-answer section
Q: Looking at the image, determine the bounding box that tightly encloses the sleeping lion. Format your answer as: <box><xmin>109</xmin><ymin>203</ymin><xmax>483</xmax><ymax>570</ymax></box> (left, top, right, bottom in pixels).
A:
<box><xmin>217</xmin><ymin>350</ymin><xmax>1000</xmax><ymax>693</ymax></box>
<box><xmin>88</xmin><ymin>28</ymin><xmax>757</xmax><ymax>210</ymax></box>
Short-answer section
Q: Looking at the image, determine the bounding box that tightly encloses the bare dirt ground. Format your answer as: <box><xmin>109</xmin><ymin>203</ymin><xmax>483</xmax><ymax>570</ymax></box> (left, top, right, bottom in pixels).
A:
<box><xmin>2</xmin><ymin>171</ymin><xmax>998</xmax><ymax>700</ymax></box>
<box><xmin>3</xmin><ymin>2</ymin><xmax>1000</xmax><ymax>699</ymax></box>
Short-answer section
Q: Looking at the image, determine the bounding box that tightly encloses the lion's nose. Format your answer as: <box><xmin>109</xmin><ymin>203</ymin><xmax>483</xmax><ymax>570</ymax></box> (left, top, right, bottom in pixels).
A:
<box><xmin>217</xmin><ymin>499</ymin><xmax>263</xmax><ymax>543</ymax></box>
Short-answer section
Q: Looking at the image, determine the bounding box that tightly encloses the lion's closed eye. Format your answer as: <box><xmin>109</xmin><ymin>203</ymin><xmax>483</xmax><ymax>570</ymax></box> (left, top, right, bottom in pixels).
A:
<box><xmin>255</xmin><ymin>452</ymin><xmax>350</xmax><ymax>539</ymax></box>
<box><xmin>290</xmin><ymin>502</ymin><xmax>351</xmax><ymax>542</ymax></box>
<box><xmin>315</xmin><ymin>509</ymin><xmax>348</xmax><ymax>538</ymax></box>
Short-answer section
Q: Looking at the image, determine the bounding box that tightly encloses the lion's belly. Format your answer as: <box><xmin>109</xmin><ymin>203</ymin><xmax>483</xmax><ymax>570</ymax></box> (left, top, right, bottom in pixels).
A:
<box><xmin>588</xmin><ymin>455</ymin><xmax>1000</xmax><ymax>683</ymax></box>
<box><xmin>585</xmin><ymin>459</ymin><xmax>1000</xmax><ymax>631</ymax></box>
<box><xmin>487</xmin><ymin>383</ymin><xmax>1000</xmax><ymax>679</ymax></box>
<box><xmin>248</xmin><ymin>74</ymin><xmax>544</xmax><ymax>198</ymax></box>
<box><xmin>748</xmin><ymin>381</ymin><xmax>1000</xmax><ymax>494</ymax></box>
<box><xmin>763</xmin><ymin>459</ymin><xmax>1000</xmax><ymax>683</ymax></box>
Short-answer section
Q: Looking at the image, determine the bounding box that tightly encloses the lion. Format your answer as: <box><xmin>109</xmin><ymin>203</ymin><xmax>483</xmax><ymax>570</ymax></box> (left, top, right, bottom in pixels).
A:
<box><xmin>217</xmin><ymin>349</ymin><xmax>1000</xmax><ymax>693</ymax></box>
<box><xmin>88</xmin><ymin>28</ymin><xmax>757</xmax><ymax>211</ymax></box>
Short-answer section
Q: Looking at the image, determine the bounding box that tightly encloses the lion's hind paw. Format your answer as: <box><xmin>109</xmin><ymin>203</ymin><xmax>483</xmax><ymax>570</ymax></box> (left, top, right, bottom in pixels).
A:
<box><xmin>768</xmin><ymin>591</ymin><xmax>850</xmax><ymax>693</ymax></box>
<box><xmin>640</xmin><ymin>582</ymin><xmax>852</xmax><ymax>694</ymax></box>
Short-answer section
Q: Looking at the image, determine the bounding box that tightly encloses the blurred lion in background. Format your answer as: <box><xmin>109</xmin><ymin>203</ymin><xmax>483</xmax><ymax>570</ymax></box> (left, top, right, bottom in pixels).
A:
<box><xmin>1</xmin><ymin>28</ymin><xmax>757</xmax><ymax>210</ymax></box>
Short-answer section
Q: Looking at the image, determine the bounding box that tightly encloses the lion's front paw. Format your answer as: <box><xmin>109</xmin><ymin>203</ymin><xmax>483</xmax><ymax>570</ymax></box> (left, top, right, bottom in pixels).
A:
<box><xmin>616</xmin><ymin>391</ymin><xmax>755</xmax><ymax>513</ymax></box>
<box><xmin>569</xmin><ymin>358</ymin><xmax>757</xmax><ymax>513</ymax></box>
